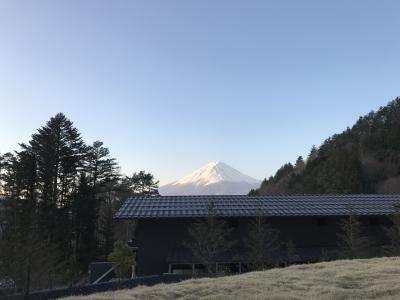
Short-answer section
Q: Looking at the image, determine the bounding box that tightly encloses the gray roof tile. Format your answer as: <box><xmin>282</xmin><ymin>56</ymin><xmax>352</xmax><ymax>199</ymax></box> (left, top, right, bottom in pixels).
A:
<box><xmin>115</xmin><ymin>194</ymin><xmax>400</xmax><ymax>219</ymax></box>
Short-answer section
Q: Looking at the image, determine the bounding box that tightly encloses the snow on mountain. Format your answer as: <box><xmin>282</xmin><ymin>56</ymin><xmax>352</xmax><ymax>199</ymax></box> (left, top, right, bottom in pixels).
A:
<box><xmin>159</xmin><ymin>162</ymin><xmax>261</xmax><ymax>195</ymax></box>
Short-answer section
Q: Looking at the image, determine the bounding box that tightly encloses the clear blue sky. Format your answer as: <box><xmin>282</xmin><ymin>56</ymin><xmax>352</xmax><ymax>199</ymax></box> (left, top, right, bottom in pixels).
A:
<box><xmin>1</xmin><ymin>1</ymin><xmax>399</xmax><ymax>185</ymax></box>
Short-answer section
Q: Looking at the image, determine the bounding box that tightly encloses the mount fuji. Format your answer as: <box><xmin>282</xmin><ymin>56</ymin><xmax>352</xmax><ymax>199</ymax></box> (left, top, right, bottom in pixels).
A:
<box><xmin>159</xmin><ymin>161</ymin><xmax>261</xmax><ymax>196</ymax></box>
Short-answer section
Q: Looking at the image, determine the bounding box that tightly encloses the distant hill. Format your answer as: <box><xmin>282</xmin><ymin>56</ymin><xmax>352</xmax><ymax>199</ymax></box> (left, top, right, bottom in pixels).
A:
<box><xmin>159</xmin><ymin>161</ymin><xmax>261</xmax><ymax>195</ymax></box>
<box><xmin>253</xmin><ymin>97</ymin><xmax>400</xmax><ymax>195</ymax></box>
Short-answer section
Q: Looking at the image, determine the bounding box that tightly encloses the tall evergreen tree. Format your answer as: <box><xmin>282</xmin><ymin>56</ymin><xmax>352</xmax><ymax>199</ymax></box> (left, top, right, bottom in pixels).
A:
<box><xmin>21</xmin><ymin>113</ymin><xmax>86</xmax><ymax>261</ymax></box>
<box><xmin>84</xmin><ymin>141</ymin><xmax>119</xmax><ymax>260</ymax></box>
<box><xmin>294</xmin><ymin>156</ymin><xmax>305</xmax><ymax>175</ymax></box>
<box><xmin>86</xmin><ymin>141</ymin><xmax>119</xmax><ymax>190</ymax></box>
<box><xmin>71</xmin><ymin>174</ymin><xmax>97</xmax><ymax>270</ymax></box>
<box><xmin>307</xmin><ymin>145</ymin><xmax>318</xmax><ymax>163</ymax></box>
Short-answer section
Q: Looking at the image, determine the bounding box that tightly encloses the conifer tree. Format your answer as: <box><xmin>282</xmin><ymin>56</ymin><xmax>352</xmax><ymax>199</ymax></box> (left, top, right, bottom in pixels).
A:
<box><xmin>86</xmin><ymin>141</ymin><xmax>119</xmax><ymax>190</ymax></box>
<box><xmin>84</xmin><ymin>141</ymin><xmax>119</xmax><ymax>260</ymax></box>
<box><xmin>21</xmin><ymin>113</ymin><xmax>87</xmax><ymax>261</ymax></box>
<box><xmin>71</xmin><ymin>174</ymin><xmax>97</xmax><ymax>270</ymax></box>
<box><xmin>294</xmin><ymin>156</ymin><xmax>305</xmax><ymax>175</ymax></box>
<box><xmin>307</xmin><ymin>145</ymin><xmax>318</xmax><ymax>162</ymax></box>
<box><xmin>126</xmin><ymin>171</ymin><xmax>159</xmax><ymax>196</ymax></box>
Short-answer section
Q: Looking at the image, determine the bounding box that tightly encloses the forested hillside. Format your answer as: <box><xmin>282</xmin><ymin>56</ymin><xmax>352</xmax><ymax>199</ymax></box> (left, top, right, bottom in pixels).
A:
<box><xmin>252</xmin><ymin>97</ymin><xmax>400</xmax><ymax>195</ymax></box>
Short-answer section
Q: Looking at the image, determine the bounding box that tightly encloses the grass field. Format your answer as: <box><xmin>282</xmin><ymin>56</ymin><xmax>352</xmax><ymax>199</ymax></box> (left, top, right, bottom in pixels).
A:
<box><xmin>65</xmin><ymin>257</ymin><xmax>400</xmax><ymax>300</ymax></box>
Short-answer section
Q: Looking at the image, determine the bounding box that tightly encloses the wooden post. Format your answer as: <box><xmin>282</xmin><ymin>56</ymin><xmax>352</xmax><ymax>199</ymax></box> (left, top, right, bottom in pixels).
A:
<box><xmin>238</xmin><ymin>262</ymin><xmax>242</xmax><ymax>274</ymax></box>
<box><xmin>168</xmin><ymin>264</ymin><xmax>172</xmax><ymax>274</ymax></box>
<box><xmin>216</xmin><ymin>262</ymin><xmax>218</xmax><ymax>274</ymax></box>
<box><xmin>192</xmin><ymin>264</ymin><xmax>195</xmax><ymax>275</ymax></box>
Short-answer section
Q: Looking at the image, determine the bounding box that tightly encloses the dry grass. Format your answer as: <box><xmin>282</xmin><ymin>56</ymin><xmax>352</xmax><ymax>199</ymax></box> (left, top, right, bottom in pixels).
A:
<box><xmin>65</xmin><ymin>257</ymin><xmax>400</xmax><ymax>300</ymax></box>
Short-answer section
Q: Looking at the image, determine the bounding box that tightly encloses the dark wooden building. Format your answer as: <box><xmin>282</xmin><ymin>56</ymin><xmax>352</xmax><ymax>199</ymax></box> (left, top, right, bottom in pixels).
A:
<box><xmin>114</xmin><ymin>194</ymin><xmax>400</xmax><ymax>276</ymax></box>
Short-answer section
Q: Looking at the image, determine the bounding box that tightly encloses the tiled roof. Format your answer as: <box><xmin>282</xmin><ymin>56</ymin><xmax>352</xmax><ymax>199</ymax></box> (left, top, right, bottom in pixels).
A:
<box><xmin>114</xmin><ymin>194</ymin><xmax>400</xmax><ymax>219</ymax></box>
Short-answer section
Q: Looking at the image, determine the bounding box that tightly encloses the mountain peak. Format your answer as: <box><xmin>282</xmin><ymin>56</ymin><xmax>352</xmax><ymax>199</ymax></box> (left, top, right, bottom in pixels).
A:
<box><xmin>159</xmin><ymin>162</ymin><xmax>261</xmax><ymax>195</ymax></box>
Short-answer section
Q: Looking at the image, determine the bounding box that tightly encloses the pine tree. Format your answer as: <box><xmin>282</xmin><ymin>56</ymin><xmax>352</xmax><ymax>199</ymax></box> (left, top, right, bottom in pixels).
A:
<box><xmin>126</xmin><ymin>171</ymin><xmax>159</xmax><ymax>196</ymax></box>
<box><xmin>22</xmin><ymin>113</ymin><xmax>86</xmax><ymax>261</ymax></box>
<box><xmin>307</xmin><ymin>145</ymin><xmax>318</xmax><ymax>162</ymax></box>
<box><xmin>86</xmin><ymin>141</ymin><xmax>119</xmax><ymax>190</ymax></box>
<box><xmin>294</xmin><ymin>156</ymin><xmax>305</xmax><ymax>175</ymax></box>
<box><xmin>71</xmin><ymin>174</ymin><xmax>97</xmax><ymax>270</ymax></box>
<box><xmin>85</xmin><ymin>141</ymin><xmax>119</xmax><ymax>261</ymax></box>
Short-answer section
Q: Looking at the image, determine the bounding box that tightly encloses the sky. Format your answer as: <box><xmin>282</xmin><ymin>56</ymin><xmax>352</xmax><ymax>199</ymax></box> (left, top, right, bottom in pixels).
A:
<box><xmin>0</xmin><ymin>1</ymin><xmax>400</xmax><ymax>185</ymax></box>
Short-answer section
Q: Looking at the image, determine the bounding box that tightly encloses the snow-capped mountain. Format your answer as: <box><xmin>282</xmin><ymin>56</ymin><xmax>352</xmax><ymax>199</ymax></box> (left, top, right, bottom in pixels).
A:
<box><xmin>159</xmin><ymin>161</ymin><xmax>261</xmax><ymax>195</ymax></box>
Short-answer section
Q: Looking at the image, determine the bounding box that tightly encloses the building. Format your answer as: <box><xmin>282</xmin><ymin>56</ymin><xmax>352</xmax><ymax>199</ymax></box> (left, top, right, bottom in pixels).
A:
<box><xmin>114</xmin><ymin>194</ymin><xmax>400</xmax><ymax>276</ymax></box>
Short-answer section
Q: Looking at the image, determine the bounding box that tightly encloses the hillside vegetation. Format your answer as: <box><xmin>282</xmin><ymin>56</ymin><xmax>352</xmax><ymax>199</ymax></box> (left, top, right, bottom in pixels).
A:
<box><xmin>252</xmin><ymin>97</ymin><xmax>400</xmax><ymax>195</ymax></box>
<box><xmin>65</xmin><ymin>257</ymin><xmax>400</xmax><ymax>300</ymax></box>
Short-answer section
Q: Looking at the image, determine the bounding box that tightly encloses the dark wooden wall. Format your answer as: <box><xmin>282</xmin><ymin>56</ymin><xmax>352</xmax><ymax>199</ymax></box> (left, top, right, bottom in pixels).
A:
<box><xmin>131</xmin><ymin>215</ymin><xmax>390</xmax><ymax>276</ymax></box>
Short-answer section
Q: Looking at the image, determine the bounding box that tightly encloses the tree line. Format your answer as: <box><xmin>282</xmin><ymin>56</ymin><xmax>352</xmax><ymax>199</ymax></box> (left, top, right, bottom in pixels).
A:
<box><xmin>0</xmin><ymin>113</ymin><xmax>159</xmax><ymax>296</ymax></box>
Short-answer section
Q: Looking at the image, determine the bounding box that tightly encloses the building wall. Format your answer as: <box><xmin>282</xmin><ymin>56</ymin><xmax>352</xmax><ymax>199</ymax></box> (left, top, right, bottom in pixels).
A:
<box><xmin>132</xmin><ymin>216</ymin><xmax>389</xmax><ymax>276</ymax></box>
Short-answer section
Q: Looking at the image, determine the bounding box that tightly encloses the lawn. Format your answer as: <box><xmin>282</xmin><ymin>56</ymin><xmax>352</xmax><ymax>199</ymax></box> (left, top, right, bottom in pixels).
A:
<box><xmin>65</xmin><ymin>257</ymin><xmax>400</xmax><ymax>300</ymax></box>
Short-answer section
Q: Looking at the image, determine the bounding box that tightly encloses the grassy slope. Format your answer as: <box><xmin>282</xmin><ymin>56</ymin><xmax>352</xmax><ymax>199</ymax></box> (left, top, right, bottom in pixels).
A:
<box><xmin>65</xmin><ymin>257</ymin><xmax>400</xmax><ymax>300</ymax></box>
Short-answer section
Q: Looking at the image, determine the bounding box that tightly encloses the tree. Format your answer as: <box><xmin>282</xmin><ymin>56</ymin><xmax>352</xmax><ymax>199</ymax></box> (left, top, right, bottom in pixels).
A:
<box><xmin>248</xmin><ymin>189</ymin><xmax>259</xmax><ymax>196</ymax></box>
<box><xmin>108</xmin><ymin>240</ymin><xmax>135</xmax><ymax>279</ymax></box>
<box><xmin>307</xmin><ymin>145</ymin><xmax>318</xmax><ymax>163</ymax></box>
<box><xmin>337</xmin><ymin>204</ymin><xmax>371</xmax><ymax>259</ymax></box>
<box><xmin>86</xmin><ymin>140</ymin><xmax>119</xmax><ymax>190</ymax></box>
<box><xmin>71</xmin><ymin>174</ymin><xmax>97</xmax><ymax>270</ymax></box>
<box><xmin>21</xmin><ymin>113</ymin><xmax>87</xmax><ymax>264</ymax></box>
<box><xmin>84</xmin><ymin>141</ymin><xmax>119</xmax><ymax>261</ymax></box>
<box><xmin>382</xmin><ymin>205</ymin><xmax>400</xmax><ymax>256</ymax></box>
<box><xmin>186</xmin><ymin>201</ymin><xmax>235</xmax><ymax>274</ymax></box>
<box><xmin>294</xmin><ymin>156</ymin><xmax>305</xmax><ymax>175</ymax></box>
<box><xmin>244</xmin><ymin>212</ymin><xmax>280</xmax><ymax>270</ymax></box>
<box><xmin>125</xmin><ymin>171</ymin><xmax>159</xmax><ymax>196</ymax></box>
